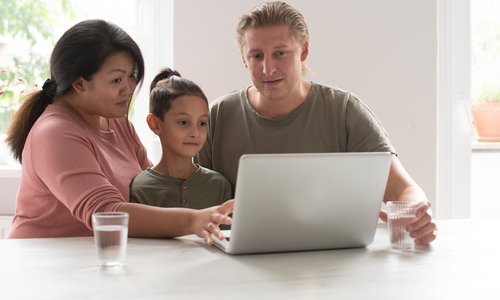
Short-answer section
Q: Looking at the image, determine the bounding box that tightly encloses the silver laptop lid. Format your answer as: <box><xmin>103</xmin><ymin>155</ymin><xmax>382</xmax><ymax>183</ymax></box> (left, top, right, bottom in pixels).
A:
<box><xmin>225</xmin><ymin>152</ymin><xmax>392</xmax><ymax>254</ymax></box>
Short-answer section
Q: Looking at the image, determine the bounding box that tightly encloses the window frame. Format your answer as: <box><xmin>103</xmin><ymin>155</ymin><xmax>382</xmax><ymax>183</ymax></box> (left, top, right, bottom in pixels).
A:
<box><xmin>437</xmin><ymin>0</ymin><xmax>472</xmax><ymax>218</ymax></box>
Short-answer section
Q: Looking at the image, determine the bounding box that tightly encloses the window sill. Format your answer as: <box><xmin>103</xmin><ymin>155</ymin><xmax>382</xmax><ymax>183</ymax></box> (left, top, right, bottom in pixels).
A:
<box><xmin>472</xmin><ymin>141</ymin><xmax>500</xmax><ymax>152</ymax></box>
<box><xmin>0</xmin><ymin>164</ymin><xmax>22</xmax><ymax>179</ymax></box>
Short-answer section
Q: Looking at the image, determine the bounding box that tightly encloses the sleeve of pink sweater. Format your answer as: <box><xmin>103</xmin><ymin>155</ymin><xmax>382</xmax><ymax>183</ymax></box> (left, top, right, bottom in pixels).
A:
<box><xmin>22</xmin><ymin>109</ymin><xmax>151</xmax><ymax>232</ymax></box>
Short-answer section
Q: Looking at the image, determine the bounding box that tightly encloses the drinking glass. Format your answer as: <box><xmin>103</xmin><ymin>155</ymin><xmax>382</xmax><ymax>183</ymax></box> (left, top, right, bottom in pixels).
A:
<box><xmin>386</xmin><ymin>202</ymin><xmax>417</xmax><ymax>250</ymax></box>
<box><xmin>92</xmin><ymin>212</ymin><xmax>129</xmax><ymax>267</ymax></box>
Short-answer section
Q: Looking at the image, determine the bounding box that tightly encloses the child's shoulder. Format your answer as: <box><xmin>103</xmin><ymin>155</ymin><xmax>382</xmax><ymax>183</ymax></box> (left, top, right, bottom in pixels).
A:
<box><xmin>131</xmin><ymin>168</ymin><xmax>165</xmax><ymax>186</ymax></box>
<box><xmin>197</xmin><ymin>166</ymin><xmax>229</xmax><ymax>183</ymax></box>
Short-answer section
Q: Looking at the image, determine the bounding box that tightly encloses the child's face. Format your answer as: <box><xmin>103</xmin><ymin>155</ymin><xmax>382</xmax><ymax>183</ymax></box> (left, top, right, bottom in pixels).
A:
<box><xmin>156</xmin><ymin>95</ymin><xmax>209</xmax><ymax>160</ymax></box>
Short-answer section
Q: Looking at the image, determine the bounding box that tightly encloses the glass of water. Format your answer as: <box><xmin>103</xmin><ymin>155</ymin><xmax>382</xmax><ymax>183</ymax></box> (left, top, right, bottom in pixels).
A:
<box><xmin>92</xmin><ymin>212</ymin><xmax>129</xmax><ymax>268</ymax></box>
<box><xmin>386</xmin><ymin>201</ymin><xmax>418</xmax><ymax>250</ymax></box>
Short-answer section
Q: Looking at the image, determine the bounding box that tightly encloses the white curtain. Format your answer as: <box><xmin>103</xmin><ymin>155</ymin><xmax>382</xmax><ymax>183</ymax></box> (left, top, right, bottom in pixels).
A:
<box><xmin>134</xmin><ymin>0</ymin><xmax>174</xmax><ymax>164</ymax></box>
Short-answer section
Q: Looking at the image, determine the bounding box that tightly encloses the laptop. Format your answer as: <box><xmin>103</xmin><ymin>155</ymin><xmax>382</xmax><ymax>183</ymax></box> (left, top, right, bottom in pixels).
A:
<box><xmin>212</xmin><ymin>152</ymin><xmax>392</xmax><ymax>254</ymax></box>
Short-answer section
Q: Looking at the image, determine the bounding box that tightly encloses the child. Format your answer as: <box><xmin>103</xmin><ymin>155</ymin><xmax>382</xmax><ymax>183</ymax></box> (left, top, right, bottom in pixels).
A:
<box><xmin>130</xmin><ymin>68</ymin><xmax>232</xmax><ymax>211</ymax></box>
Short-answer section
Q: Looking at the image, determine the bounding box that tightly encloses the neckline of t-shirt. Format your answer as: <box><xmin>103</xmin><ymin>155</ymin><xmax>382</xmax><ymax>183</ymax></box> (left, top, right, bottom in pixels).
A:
<box><xmin>147</xmin><ymin>164</ymin><xmax>203</xmax><ymax>183</ymax></box>
<box><xmin>242</xmin><ymin>82</ymin><xmax>317</xmax><ymax>122</ymax></box>
<box><xmin>47</xmin><ymin>104</ymin><xmax>116</xmax><ymax>138</ymax></box>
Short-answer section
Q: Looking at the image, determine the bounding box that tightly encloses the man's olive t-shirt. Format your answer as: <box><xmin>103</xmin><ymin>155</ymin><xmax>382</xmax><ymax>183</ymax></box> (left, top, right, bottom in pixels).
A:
<box><xmin>198</xmin><ymin>82</ymin><xmax>396</xmax><ymax>190</ymax></box>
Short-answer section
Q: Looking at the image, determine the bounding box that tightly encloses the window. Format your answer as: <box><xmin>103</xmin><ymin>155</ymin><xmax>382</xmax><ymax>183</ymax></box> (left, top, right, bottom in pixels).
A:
<box><xmin>470</xmin><ymin>0</ymin><xmax>500</xmax><ymax>144</ymax></box>
<box><xmin>470</xmin><ymin>0</ymin><xmax>500</xmax><ymax>220</ymax></box>
<box><xmin>438</xmin><ymin>0</ymin><xmax>500</xmax><ymax>219</ymax></box>
<box><xmin>471</xmin><ymin>0</ymin><xmax>500</xmax><ymax>105</ymax></box>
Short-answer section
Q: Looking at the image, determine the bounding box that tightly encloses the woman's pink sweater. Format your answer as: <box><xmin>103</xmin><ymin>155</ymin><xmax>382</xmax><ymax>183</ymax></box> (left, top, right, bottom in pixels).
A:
<box><xmin>9</xmin><ymin>104</ymin><xmax>151</xmax><ymax>238</ymax></box>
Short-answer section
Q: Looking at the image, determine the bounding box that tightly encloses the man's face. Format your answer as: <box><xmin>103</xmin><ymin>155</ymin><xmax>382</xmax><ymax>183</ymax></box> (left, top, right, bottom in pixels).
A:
<box><xmin>241</xmin><ymin>25</ymin><xmax>308</xmax><ymax>103</ymax></box>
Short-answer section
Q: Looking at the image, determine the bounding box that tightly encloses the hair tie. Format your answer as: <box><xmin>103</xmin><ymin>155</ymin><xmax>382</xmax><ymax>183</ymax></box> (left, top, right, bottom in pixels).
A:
<box><xmin>42</xmin><ymin>78</ymin><xmax>57</xmax><ymax>99</ymax></box>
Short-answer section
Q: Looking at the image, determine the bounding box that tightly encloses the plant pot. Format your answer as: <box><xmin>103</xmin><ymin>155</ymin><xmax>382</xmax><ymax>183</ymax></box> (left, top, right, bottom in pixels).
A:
<box><xmin>472</xmin><ymin>102</ymin><xmax>500</xmax><ymax>142</ymax></box>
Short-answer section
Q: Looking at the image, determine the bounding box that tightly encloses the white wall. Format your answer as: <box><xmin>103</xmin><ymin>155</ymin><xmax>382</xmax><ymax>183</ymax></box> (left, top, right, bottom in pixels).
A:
<box><xmin>173</xmin><ymin>0</ymin><xmax>438</xmax><ymax>206</ymax></box>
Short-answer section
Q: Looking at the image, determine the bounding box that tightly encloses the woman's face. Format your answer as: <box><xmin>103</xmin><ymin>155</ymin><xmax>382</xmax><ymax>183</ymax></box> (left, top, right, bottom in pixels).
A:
<box><xmin>73</xmin><ymin>51</ymin><xmax>138</xmax><ymax>121</ymax></box>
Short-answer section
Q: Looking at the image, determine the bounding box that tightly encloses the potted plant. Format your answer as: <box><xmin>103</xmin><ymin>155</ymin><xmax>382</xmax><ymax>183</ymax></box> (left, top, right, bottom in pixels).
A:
<box><xmin>472</xmin><ymin>83</ymin><xmax>500</xmax><ymax>142</ymax></box>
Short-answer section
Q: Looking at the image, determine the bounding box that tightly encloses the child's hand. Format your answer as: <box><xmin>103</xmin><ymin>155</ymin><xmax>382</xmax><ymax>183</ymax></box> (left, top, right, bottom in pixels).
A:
<box><xmin>191</xmin><ymin>200</ymin><xmax>234</xmax><ymax>245</ymax></box>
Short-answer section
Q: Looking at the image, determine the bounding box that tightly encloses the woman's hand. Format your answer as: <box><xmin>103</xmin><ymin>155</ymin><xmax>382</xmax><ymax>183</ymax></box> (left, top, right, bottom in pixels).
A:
<box><xmin>190</xmin><ymin>200</ymin><xmax>234</xmax><ymax>244</ymax></box>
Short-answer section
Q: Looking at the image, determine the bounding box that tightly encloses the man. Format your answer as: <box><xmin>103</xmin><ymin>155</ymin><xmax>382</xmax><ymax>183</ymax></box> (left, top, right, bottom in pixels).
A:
<box><xmin>198</xmin><ymin>1</ymin><xmax>436</xmax><ymax>245</ymax></box>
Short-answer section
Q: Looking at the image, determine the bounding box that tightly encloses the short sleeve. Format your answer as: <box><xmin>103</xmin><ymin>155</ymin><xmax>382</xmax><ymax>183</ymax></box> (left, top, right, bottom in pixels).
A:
<box><xmin>345</xmin><ymin>94</ymin><xmax>396</xmax><ymax>154</ymax></box>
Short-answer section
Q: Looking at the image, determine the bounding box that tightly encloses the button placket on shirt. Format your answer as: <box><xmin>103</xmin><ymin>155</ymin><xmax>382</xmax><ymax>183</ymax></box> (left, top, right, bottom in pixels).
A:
<box><xmin>181</xmin><ymin>184</ymin><xmax>188</xmax><ymax>207</ymax></box>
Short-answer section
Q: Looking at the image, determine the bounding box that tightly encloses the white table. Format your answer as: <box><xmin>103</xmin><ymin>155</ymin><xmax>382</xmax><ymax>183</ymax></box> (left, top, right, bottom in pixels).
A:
<box><xmin>0</xmin><ymin>219</ymin><xmax>498</xmax><ymax>300</ymax></box>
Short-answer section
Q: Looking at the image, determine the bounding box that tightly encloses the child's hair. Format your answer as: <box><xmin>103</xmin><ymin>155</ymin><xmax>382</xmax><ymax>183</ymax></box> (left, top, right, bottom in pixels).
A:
<box><xmin>149</xmin><ymin>68</ymin><xmax>208</xmax><ymax>120</ymax></box>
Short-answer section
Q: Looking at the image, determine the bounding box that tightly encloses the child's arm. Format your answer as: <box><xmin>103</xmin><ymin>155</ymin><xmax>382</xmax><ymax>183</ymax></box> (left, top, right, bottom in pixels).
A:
<box><xmin>116</xmin><ymin>200</ymin><xmax>233</xmax><ymax>244</ymax></box>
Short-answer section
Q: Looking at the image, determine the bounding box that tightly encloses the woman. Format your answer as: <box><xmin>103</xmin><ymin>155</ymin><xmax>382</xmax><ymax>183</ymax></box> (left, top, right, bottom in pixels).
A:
<box><xmin>6</xmin><ymin>19</ymin><xmax>232</xmax><ymax>244</ymax></box>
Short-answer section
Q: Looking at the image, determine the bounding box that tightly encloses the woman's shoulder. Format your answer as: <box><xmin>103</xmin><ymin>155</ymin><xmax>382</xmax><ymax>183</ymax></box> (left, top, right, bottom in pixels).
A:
<box><xmin>108</xmin><ymin>116</ymin><xmax>131</xmax><ymax>129</ymax></box>
<box><xmin>107</xmin><ymin>117</ymin><xmax>135</xmax><ymax>138</ymax></box>
<box><xmin>31</xmin><ymin>105</ymin><xmax>87</xmax><ymax>136</ymax></box>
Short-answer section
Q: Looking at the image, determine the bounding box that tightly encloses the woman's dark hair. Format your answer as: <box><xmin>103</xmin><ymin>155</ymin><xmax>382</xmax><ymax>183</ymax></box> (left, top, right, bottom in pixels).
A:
<box><xmin>149</xmin><ymin>68</ymin><xmax>208</xmax><ymax>120</ymax></box>
<box><xmin>6</xmin><ymin>19</ymin><xmax>145</xmax><ymax>163</ymax></box>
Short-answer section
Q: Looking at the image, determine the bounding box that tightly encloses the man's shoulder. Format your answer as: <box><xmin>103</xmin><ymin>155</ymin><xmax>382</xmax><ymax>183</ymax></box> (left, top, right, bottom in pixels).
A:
<box><xmin>209</xmin><ymin>88</ymin><xmax>247</xmax><ymax>117</ymax></box>
<box><xmin>217</xmin><ymin>89</ymin><xmax>242</xmax><ymax>100</ymax></box>
<box><xmin>211</xmin><ymin>88</ymin><xmax>246</xmax><ymax>107</ymax></box>
<box><xmin>308</xmin><ymin>82</ymin><xmax>357</xmax><ymax>109</ymax></box>
<box><xmin>312</xmin><ymin>82</ymin><xmax>353</xmax><ymax>99</ymax></box>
